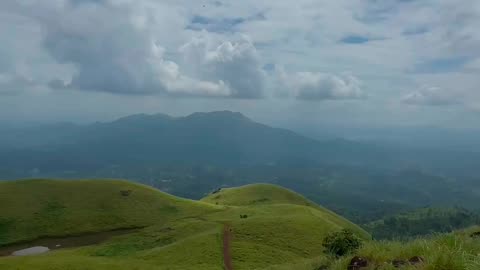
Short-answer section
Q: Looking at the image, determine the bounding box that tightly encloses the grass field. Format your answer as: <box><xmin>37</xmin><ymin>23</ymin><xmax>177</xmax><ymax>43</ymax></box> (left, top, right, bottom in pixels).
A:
<box><xmin>0</xmin><ymin>179</ymin><xmax>218</xmax><ymax>246</ymax></box>
<box><xmin>330</xmin><ymin>226</ymin><xmax>480</xmax><ymax>270</ymax></box>
<box><xmin>0</xmin><ymin>179</ymin><xmax>368</xmax><ymax>270</ymax></box>
<box><xmin>1</xmin><ymin>179</ymin><xmax>478</xmax><ymax>270</ymax></box>
<box><xmin>201</xmin><ymin>183</ymin><xmax>318</xmax><ymax>206</ymax></box>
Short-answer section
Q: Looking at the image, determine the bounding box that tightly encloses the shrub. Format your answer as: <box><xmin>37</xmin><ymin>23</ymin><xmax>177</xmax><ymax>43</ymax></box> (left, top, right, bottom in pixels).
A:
<box><xmin>322</xmin><ymin>229</ymin><xmax>363</xmax><ymax>257</ymax></box>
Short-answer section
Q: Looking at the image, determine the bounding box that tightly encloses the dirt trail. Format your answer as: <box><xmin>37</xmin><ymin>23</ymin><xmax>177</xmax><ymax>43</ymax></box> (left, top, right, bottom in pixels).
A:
<box><xmin>223</xmin><ymin>224</ymin><xmax>233</xmax><ymax>270</ymax></box>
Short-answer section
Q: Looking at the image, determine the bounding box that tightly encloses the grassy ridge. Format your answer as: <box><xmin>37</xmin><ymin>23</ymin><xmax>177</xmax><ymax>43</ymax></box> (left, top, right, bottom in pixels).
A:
<box><xmin>201</xmin><ymin>183</ymin><xmax>317</xmax><ymax>206</ymax></box>
<box><xmin>201</xmin><ymin>183</ymin><xmax>367</xmax><ymax>238</ymax></box>
<box><xmin>1</xmin><ymin>179</ymin><xmax>479</xmax><ymax>269</ymax></box>
<box><xmin>0</xmin><ymin>179</ymin><xmax>217</xmax><ymax>246</ymax></box>
<box><xmin>0</xmin><ymin>179</ymin><xmax>369</xmax><ymax>270</ymax></box>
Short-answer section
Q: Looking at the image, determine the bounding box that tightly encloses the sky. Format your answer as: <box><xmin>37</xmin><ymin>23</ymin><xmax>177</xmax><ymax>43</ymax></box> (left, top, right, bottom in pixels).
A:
<box><xmin>1</xmin><ymin>0</ymin><xmax>480</xmax><ymax>129</ymax></box>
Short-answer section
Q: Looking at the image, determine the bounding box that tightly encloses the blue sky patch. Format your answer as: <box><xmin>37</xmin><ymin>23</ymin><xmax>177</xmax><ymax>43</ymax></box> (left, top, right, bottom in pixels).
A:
<box><xmin>69</xmin><ymin>0</ymin><xmax>105</xmax><ymax>6</ymax></box>
<box><xmin>263</xmin><ymin>63</ymin><xmax>275</xmax><ymax>71</ymax></box>
<box><xmin>340</xmin><ymin>35</ymin><xmax>371</xmax><ymax>44</ymax></box>
<box><xmin>187</xmin><ymin>15</ymin><xmax>245</xmax><ymax>33</ymax></box>
<box><xmin>357</xmin><ymin>0</ymin><xmax>418</xmax><ymax>23</ymax></box>
<box><xmin>187</xmin><ymin>12</ymin><xmax>265</xmax><ymax>33</ymax></box>
<box><xmin>413</xmin><ymin>57</ymin><xmax>470</xmax><ymax>73</ymax></box>
<box><xmin>403</xmin><ymin>26</ymin><xmax>429</xmax><ymax>35</ymax></box>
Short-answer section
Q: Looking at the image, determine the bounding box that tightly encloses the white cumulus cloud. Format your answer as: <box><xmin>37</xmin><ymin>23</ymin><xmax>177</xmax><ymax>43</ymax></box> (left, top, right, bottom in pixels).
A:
<box><xmin>402</xmin><ymin>86</ymin><xmax>461</xmax><ymax>106</ymax></box>
<box><xmin>180</xmin><ymin>35</ymin><xmax>266</xmax><ymax>98</ymax></box>
<box><xmin>278</xmin><ymin>69</ymin><xmax>366</xmax><ymax>101</ymax></box>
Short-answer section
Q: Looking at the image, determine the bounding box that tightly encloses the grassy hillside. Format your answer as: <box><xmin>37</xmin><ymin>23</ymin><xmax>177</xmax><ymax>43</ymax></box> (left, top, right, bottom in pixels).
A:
<box><xmin>201</xmin><ymin>183</ymin><xmax>367</xmax><ymax>237</ymax></box>
<box><xmin>330</xmin><ymin>226</ymin><xmax>480</xmax><ymax>270</ymax></box>
<box><xmin>0</xmin><ymin>179</ymin><xmax>368</xmax><ymax>270</ymax></box>
<box><xmin>1</xmin><ymin>179</ymin><xmax>479</xmax><ymax>269</ymax></box>
<box><xmin>0</xmin><ymin>179</ymin><xmax>217</xmax><ymax>246</ymax></box>
<box><xmin>226</xmin><ymin>226</ymin><xmax>480</xmax><ymax>270</ymax></box>
<box><xmin>201</xmin><ymin>183</ymin><xmax>317</xmax><ymax>206</ymax></box>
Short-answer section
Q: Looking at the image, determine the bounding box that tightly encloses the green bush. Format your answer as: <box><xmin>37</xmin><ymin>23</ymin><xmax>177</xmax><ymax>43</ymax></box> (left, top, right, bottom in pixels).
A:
<box><xmin>322</xmin><ymin>229</ymin><xmax>363</xmax><ymax>257</ymax></box>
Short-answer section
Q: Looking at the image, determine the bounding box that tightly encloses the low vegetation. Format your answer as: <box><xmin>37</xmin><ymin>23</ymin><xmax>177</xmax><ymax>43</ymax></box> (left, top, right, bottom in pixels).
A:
<box><xmin>330</xmin><ymin>227</ymin><xmax>480</xmax><ymax>270</ymax></box>
<box><xmin>0</xmin><ymin>179</ymin><xmax>217</xmax><ymax>246</ymax></box>
<box><xmin>0</xmin><ymin>179</ymin><xmax>367</xmax><ymax>270</ymax></box>
<box><xmin>0</xmin><ymin>179</ymin><xmax>479</xmax><ymax>270</ymax></box>
<box><xmin>201</xmin><ymin>183</ymin><xmax>317</xmax><ymax>207</ymax></box>
<box><xmin>322</xmin><ymin>229</ymin><xmax>363</xmax><ymax>257</ymax></box>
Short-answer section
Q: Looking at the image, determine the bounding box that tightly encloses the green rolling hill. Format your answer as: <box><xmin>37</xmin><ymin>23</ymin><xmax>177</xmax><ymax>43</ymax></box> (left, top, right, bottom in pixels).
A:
<box><xmin>201</xmin><ymin>183</ymin><xmax>318</xmax><ymax>207</ymax></box>
<box><xmin>0</xmin><ymin>179</ymin><xmax>369</xmax><ymax>270</ymax></box>
<box><xmin>0</xmin><ymin>179</ymin><xmax>217</xmax><ymax>246</ymax></box>
<box><xmin>2</xmin><ymin>179</ymin><xmax>479</xmax><ymax>270</ymax></box>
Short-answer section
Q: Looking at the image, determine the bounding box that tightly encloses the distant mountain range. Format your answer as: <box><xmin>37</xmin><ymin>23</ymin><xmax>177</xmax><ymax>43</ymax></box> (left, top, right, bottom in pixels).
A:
<box><xmin>0</xmin><ymin>111</ymin><xmax>384</xmax><ymax>172</ymax></box>
<box><xmin>1</xmin><ymin>111</ymin><xmax>480</xmax><ymax>224</ymax></box>
<box><xmin>0</xmin><ymin>111</ymin><xmax>479</xmax><ymax>178</ymax></box>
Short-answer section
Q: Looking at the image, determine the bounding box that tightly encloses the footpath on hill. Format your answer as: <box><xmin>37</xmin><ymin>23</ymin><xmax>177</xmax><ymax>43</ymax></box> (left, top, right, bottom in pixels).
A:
<box><xmin>223</xmin><ymin>224</ymin><xmax>233</xmax><ymax>270</ymax></box>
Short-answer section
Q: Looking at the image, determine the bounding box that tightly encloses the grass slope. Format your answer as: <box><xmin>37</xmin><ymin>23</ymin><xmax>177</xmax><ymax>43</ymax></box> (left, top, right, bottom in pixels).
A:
<box><xmin>201</xmin><ymin>183</ymin><xmax>317</xmax><ymax>206</ymax></box>
<box><xmin>330</xmin><ymin>226</ymin><xmax>480</xmax><ymax>270</ymax></box>
<box><xmin>0</xmin><ymin>179</ymin><xmax>217</xmax><ymax>246</ymax></box>
<box><xmin>202</xmin><ymin>183</ymin><xmax>366</xmax><ymax>238</ymax></box>
<box><xmin>0</xmin><ymin>179</ymin><xmax>369</xmax><ymax>270</ymax></box>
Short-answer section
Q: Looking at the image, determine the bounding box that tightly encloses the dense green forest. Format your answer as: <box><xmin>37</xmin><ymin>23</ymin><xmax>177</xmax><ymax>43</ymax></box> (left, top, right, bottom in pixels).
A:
<box><xmin>366</xmin><ymin>207</ymin><xmax>480</xmax><ymax>239</ymax></box>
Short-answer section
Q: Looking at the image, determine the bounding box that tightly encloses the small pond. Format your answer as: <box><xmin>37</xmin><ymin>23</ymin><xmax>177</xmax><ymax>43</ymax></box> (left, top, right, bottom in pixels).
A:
<box><xmin>0</xmin><ymin>228</ymin><xmax>138</xmax><ymax>257</ymax></box>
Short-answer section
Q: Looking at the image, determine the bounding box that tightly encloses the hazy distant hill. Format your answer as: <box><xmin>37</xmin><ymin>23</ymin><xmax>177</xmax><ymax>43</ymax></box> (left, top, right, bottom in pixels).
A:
<box><xmin>0</xmin><ymin>111</ymin><xmax>395</xmax><ymax>174</ymax></box>
<box><xmin>2</xmin><ymin>111</ymin><xmax>480</xmax><ymax>195</ymax></box>
<box><xmin>2</xmin><ymin>111</ymin><xmax>480</xmax><ymax>222</ymax></box>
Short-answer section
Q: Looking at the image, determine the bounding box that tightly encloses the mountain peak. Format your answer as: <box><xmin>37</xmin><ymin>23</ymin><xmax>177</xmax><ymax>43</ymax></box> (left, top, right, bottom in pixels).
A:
<box><xmin>111</xmin><ymin>113</ymin><xmax>174</xmax><ymax>124</ymax></box>
<box><xmin>184</xmin><ymin>111</ymin><xmax>251</xmax><ymax>122</ymax></box>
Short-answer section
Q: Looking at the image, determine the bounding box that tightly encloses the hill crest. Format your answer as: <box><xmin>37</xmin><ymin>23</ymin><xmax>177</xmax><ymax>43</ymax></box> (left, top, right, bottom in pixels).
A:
<box><xmin>201</xmin><ymin>183</ymin><xmax>315</xmax><ymax>207</ymax></box>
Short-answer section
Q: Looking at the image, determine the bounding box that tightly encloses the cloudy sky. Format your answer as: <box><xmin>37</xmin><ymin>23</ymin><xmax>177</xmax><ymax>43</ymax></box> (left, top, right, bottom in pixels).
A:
<box><xmin>1</xmin><ymin>0</ymin><xmax>480</xmax><ymax>128</ymax></box>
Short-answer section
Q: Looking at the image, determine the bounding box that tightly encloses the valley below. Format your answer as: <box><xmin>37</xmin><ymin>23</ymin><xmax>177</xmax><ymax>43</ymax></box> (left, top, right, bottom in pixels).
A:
<box><xmin>1</xmin><ymin>112</ymin><xmax>480</xmax><ymax>269</ymax></box>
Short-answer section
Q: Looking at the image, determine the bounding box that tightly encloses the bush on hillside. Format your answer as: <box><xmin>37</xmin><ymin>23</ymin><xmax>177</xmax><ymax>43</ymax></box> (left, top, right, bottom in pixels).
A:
<box><xmin>322</xmin><ymin>229</ymin><xmax>363</xmax><ymax>257</ymax></box>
